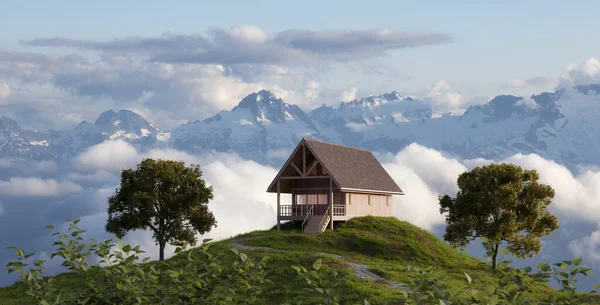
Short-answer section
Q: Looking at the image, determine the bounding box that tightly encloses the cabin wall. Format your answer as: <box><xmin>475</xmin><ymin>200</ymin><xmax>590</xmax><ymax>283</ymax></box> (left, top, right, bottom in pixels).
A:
<box><xmin>344</xmin><ymin>192</ymin><xmax>392</xmax><ymax>217</ymax></box>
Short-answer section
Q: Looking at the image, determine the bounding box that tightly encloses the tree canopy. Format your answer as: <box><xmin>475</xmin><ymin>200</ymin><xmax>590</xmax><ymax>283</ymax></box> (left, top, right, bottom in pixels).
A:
<box><xmin>439</xmin><ymin>163</ymin><xmax>559</xmax><ymax>270</ymax></box>
<box><xmin>106</xmin><ymin>158</ymin><xmax>216</xmax><ymax>260</ymax></box>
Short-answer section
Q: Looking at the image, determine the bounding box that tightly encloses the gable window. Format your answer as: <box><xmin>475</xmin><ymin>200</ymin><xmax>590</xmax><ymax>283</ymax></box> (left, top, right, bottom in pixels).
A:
<box><xmin>307</xmin><ymin>160</ymin><xmax>327</xmax><ymax>176</ymax></box>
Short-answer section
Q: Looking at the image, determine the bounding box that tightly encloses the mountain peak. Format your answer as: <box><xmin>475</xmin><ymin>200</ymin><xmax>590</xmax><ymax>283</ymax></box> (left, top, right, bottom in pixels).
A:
<box><xmin>231</xmin><ymin>90</ymin><xmax>302</xmax><ymax>124</ymax></box>
<box><xmin>0</xmin><ymin>116</ymin><xmax>21</xmax><ymax>133</ymax></box>
<box><xmin>92</xmin><ymin>109</ymin><xmax>157</xmax><ymax>138</ymax></box>
<box><xmin>235</xmin><ymin>90</ymin><xmax>281</xmax><ymax>109</ymax></box>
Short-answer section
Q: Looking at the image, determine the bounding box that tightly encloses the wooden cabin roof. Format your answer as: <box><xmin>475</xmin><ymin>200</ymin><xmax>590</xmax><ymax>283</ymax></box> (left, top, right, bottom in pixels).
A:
<box><xmin>267</xmin><ymin>138</ymin><xmax>404</xmax><ymax>195</ymax></box>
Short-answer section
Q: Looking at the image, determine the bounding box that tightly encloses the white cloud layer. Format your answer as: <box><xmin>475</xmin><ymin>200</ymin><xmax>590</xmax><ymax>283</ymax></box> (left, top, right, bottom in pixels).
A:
<box><xmin>515</xmin><ymin>96</ymin><xmax>539</xmax><ymax>110</ymax></box>
<box><xmin>565</xmin><ymin>57</ymin><xmax>600</xmax><ymax>86</ymax></box>
<box><xmin>420</xmin><ymin>80</ymin><xmax>485</xmax><ymax>114</ymax></box>
<box><xmin>0</xmin><ymin>177</ymin><xmax>82</xmax><ymax>196</ymax></box>
<box><xmin>5</xmin><ymin>138</ymin><xmax>600</xmax><ymax>270</ymax></box>
<box><xmin>340</xmin><ymin>87</ymin><xmax>358</xmax><ymax>102</ymax></box>
<box><xmin>570</xmin><ymin>222</ymin><xmax>600</xmax><ymax>265</ymax></box>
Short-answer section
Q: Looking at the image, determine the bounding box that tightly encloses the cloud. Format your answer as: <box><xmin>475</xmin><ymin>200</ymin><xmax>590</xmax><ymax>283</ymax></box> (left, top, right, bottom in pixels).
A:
<box><xmin>506</xmin><ymin>76</ymin><xmax>559</xmax><ymax>89</ymax></box>
<box><xmin>24</xmin><ymin>26</ymin><xmax>452</xmax><ymax>65</ymax></box>
<box><xmin>462</xmin><ymin>153</ymin><xmax>600</xmax><ymax>223</ymax></box>
<box><xmin>76</xmin><ymin>140</ymin><xmax>139</xmax><ymax>172</ymax></box>
<box><xmin>420</xmin><ymin>80</ymin><xmax>484</xmax><ymax>114</ymax></box>
<box><xmin>515</xmin><ymin>96</ymin><xmax>539</xmax><ymax>110</ymax></box>
<box><xmin>380</xmin><ymin>144</ymin><xmax>468</xmax><ymax>230</ymax></box>
<box><xmin>3</xmin><ymin>140</ymin><xmax>600</xmax><ymax>287</ymax></box>
<box><xmin>570</xmin><ymin>222</ymin><xmax>600</xmax><ymax>265</ymax></box>
<box><xmin>565</xmin><ymin>57</ymin><xmax>600</xmax><ymax>86</ymax></box>
<box><xmin>0</xmin><ymin>83</ymin><xmax>11</xmax><ymax>100</ymax></box>
<box><xmin>340</xmin><ymin>87</ymin><xmax>358</xmax><ymax>102</ymax></box>
<box><xmin>0</xmin><ymin>51</ymin><xmax>324</xmax><ymax>130</ymax></box>
<box><xmin>0</xmin><ymin>177</ymin><xmax>82</xmax><ymax>196</ymax></box>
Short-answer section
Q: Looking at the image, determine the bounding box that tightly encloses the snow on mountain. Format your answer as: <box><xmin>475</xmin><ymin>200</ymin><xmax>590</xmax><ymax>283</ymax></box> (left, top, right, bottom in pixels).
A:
<box><xmin>1</xmin><ymin>85</ymin><xmax>600</xmax><ymax>169</ymax></box>
<box><xmin>170</xmin><ymin>90</ymin><xmax>328</xmax><ymax>163</ymax></box>
<box><xmin>0</xmin><ymin>117</ymin><xmax>54</xmax><ymax>160</ymax></box>
<box><xmin>48</xmin><ymin>110</ymin><xmax>160</xmax><ymax>158</ymax></box>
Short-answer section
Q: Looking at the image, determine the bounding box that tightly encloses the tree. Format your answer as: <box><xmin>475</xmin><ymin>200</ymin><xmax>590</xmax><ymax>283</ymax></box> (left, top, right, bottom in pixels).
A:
<box><xmin>438</xmin><ymin>163</ymin><xmax>559</xmax><ymax>270</ymax></box>
<box><xmin>106</xmin><ymin>158</ymin><xmax>216</xmax><ymax>261</ymax></box>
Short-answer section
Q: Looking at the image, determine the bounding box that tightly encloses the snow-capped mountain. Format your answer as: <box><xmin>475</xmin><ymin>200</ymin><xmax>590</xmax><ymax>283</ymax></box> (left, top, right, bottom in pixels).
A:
<box><xmin>2</xmin><ymin>86</ymin><xmax>600</xmax><ymax>169</ymax></box>
<box><xmin>170</xmin><ymin>90</ymin><xmax>328</xmax><ymax>163</ymax></box>
<box><xmin>48</xmin><ymin>109</ymin><xmax>163</xmax><ymax>157</ymax></box>
<box><xmin>0</xmin><ymin>116</ymin><xmax>54</xmax><ymax>160</ymax></box>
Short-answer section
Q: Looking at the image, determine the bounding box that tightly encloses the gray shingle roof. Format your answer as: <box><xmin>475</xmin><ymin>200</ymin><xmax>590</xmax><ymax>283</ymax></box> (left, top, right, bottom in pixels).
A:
<box><xmin>267</xmin><ymin>138</ymin><xmax>403</xmax><ymax>195</ymax></box>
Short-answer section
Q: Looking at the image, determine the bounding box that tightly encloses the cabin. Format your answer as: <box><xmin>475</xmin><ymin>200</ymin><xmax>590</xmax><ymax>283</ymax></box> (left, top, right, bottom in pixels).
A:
<box><xmin>267</xmin><ymin>138</ymin><xmax>404</xmax><ymax>233</ymax></box>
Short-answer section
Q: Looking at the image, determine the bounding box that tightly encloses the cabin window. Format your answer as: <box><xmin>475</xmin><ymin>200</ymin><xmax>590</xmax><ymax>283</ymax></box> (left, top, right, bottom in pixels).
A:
<box><xmin>296</xmin><ymin>194</ymin><xmax>307</xmax><ymax>205</ymax></box>
<box><xmin>296</xmin><ymin>194</ymin><xmax>328</xmax><ymax>205</ymax></box>
<box><xmin>306</xmin><ymin>160</ymin><xmax>327</xmax><ymax>176</ymax></box>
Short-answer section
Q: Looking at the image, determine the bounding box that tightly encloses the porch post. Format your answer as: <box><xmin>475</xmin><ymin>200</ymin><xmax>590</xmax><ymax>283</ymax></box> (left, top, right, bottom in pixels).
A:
<box><xmin>329</xmin><ymin>178</ymin><xmax>333</xmax><ymax>231</ymax></box>
<box><xmin>277</xmin><ymin>179</ymin><xmax>281</xmax><ymax>231</ymax></box>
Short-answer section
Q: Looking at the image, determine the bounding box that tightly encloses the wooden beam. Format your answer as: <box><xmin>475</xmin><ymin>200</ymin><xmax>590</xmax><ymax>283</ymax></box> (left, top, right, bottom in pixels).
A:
<box><xmin>305</xmin><ymin>160</ymin><xmax>319</xmax><ymax>176</ymax></box>
<box><xmin>277</xmin><ymin>179</ymin><xmax>281</xmax><ymax>231</ymax></box>
<box><xmin>279</xmin><ymin>176</ymin><xmax>330</xmax><ymax>180</ymax></box>
<box><xmin>329</xmin><ymin>178</ymin><xmax>333</xmax><ymax>231</ymax></box>
<box><xmin>293</xmin><ymin>187</ymin><xmax>340</xmax><ymax>191</ymax></box>
<box><xmin>290</xmin><ymin>161</ymin><xmax>303</xmax><ymax>176</ymax></box>
<box><xmin>303</xmin><ymin>145</ymin><xmax>306</xmax><ymax>174</ymax></box>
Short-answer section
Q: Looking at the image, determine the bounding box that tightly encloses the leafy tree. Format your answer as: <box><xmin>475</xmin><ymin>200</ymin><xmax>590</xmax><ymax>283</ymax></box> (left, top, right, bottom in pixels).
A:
<box><xmin>439</xmin><ymin>163</ymin><xmax>559</xmax><ymax>270</ymax></box>
<box><xmin>105</xmin><ymin>158</ymin><xmax>216</xmax><ymax>260</ymax></box>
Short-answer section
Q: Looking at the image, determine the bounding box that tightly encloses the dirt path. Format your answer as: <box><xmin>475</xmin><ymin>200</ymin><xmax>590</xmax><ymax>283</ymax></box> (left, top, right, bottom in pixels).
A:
<box><xmin>228</xmin><ymin>237</ymin><xmax>410</xmax><ymax>292</ymax></box>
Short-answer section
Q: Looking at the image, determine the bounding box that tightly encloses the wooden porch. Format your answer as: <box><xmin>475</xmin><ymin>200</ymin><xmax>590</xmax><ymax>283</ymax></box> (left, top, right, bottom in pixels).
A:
<box><xmin>278</xmin><ymin>204</ymin><xmax>350</xmax><ymax>221</ymax></box>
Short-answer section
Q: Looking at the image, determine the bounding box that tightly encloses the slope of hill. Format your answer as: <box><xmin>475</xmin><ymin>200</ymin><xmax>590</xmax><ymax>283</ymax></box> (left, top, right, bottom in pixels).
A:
<box><xmin>0</xmin><ymin>217</ymin><xmax>597</xmax><ymax>304</ymax></box>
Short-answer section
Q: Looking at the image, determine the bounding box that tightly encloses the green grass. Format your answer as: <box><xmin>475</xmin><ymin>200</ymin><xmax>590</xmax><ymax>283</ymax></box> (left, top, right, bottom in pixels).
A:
<box><xmin>0</xmin><ymin>216</ymin><xmax>599</xmax><ymax>304</ymax></box>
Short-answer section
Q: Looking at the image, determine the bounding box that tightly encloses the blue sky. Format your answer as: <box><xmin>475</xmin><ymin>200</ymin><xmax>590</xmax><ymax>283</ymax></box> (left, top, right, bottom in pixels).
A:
<box><xmin>1</xmin><ymin>0</ymin><xmax>599</xmax><ymax>129</ymax></box>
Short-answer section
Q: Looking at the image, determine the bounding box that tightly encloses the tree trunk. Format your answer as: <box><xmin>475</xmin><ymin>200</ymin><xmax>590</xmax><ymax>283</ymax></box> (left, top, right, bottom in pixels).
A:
<box><xmin>159</xmin><ymin>240</ymin><xmax>166</xmax><ymax>261</ymax></box>
<box><xmin>492</xmin><ymin>243</ymin><xmax>499</xmax><ymax>270</ymax></box>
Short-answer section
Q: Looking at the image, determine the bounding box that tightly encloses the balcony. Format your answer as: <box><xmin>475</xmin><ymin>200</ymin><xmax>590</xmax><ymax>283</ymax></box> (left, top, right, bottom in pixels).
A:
<box><xmin>279</xmin><ymin>204</ymin><xmax>346</xmax><ymax>218</ymax></box>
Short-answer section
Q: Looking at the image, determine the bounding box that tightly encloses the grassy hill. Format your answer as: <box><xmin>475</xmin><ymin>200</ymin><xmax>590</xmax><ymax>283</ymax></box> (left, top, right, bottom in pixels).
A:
<box><xmin>1</xmin><ymin>216</ymin><xmax>599</xmax><ymax>304</ymax></box>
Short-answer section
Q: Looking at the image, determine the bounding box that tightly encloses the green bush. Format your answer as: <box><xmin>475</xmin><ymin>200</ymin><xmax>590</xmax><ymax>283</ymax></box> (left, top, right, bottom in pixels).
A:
<box><xmin>5</xmin><ymin>219</ymin><xmax>600</xmax><ymax>304</ymax></box>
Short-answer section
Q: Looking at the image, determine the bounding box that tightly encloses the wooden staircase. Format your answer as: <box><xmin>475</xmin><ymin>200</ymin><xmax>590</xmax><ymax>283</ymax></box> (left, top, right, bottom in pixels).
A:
<box><xmin>302</xmin><ymin>214</ymin><xmax>330</xmax><ymax>234</ymax></box>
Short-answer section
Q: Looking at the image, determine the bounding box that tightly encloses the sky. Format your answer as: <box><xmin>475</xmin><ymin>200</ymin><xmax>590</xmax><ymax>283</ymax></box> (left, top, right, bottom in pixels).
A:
<box><xmin>1</xmin><ymin>0</ymin><xmax>600</xmax><ymax>130</ymax></box>
<box><xmin>2</xmin><ymin>0</ymin><xmax>600</xmax><ymax>291</ymax></box>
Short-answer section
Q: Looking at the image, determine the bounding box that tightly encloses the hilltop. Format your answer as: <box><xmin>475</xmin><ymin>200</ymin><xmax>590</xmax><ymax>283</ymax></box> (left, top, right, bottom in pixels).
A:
<box><xmin>0</xmin><ymin>216</ymin><xmax>598</xmax><ymax>304</ymax></box>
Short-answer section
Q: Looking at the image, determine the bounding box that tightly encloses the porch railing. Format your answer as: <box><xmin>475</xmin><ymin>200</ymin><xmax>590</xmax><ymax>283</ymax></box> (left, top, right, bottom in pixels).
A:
<box><xmin>301</xmin><ymin>205</ymin><xmax>314</xmax><ymax>233</ymax></box>
<box><xmin>319</xmin><ymin>206</ymin><xmax>330</xmax><ymax>232</ymax></box>
<box><xmin>332</xmin><ymin>204</ymin><xmax>345</xmax><ymax>216</ymax></box>
<box><xmin>280</xmin><ymin>204</ymin><xmax>346</xmax><ymax>217</ymax></box>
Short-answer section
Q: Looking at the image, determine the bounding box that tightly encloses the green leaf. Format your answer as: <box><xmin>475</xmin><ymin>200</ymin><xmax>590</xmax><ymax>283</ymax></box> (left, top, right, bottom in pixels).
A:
<box><xmin>291</xmin><ymin>266</ymin><xmax>302</xmax><ymax>273</ymax></box>
<box><xmin>312</xmin><ymin>258</ymin><xmax>322</xmax><ymax>271</ymax></box>
<box><xmin>500</xmin><ymin>248</ymin><xmax>510</xmax><ymax>255</ymax></box>
<box><xmin>489</xmin><ymin>294</ymin><xmax>499</xmax><ymax>305</ymax></box>
<box><xmin>573</xmin><ymin>258</ymin><xmax>583</xmax><ymax>266</ymax></box>
<box><xmin>484</xmin><ymin>284</ymin><xmax>496</xmax><ymax>294</ymax></box>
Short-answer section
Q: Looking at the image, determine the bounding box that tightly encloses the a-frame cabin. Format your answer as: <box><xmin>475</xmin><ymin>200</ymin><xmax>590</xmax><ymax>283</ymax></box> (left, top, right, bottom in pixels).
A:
<box><xmin>267</xmin><ymin>138</ymin><xmax>404</xmax><ymax>233</ymax></box>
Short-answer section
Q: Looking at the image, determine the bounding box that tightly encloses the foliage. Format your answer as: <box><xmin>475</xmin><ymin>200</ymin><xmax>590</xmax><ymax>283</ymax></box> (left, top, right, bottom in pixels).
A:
<box><xmin>2</xmin><ymin>217</ymin><xmax>599</xmax><ymax>305</ymax></box>
<box><xmin>106</xmin><ymin>158</ymin><xmax>215</xmax><ymax>260</ymax></box>
<box><xmin>439</xmin><ymin>163</ymin><xmax>559</xmax><ymax>269</ymax></box>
